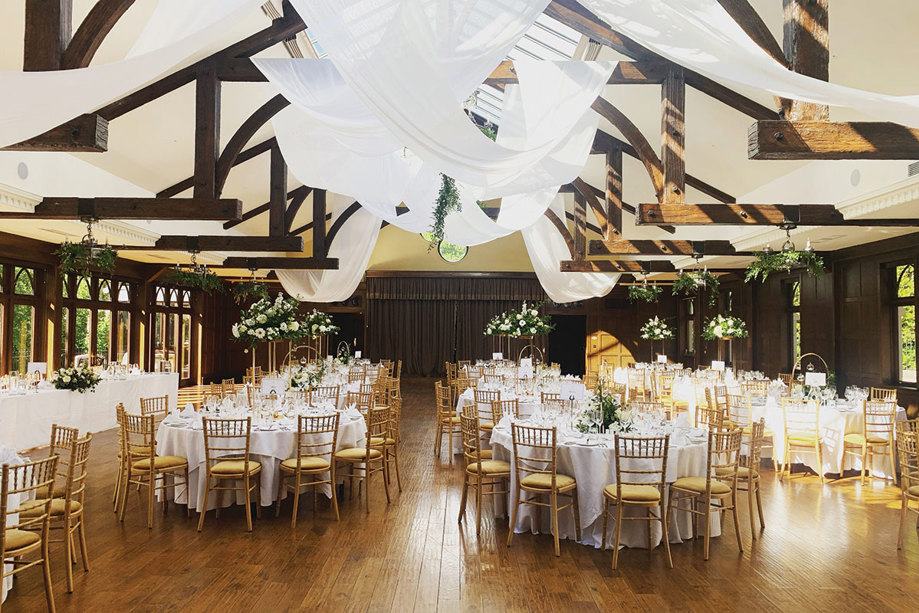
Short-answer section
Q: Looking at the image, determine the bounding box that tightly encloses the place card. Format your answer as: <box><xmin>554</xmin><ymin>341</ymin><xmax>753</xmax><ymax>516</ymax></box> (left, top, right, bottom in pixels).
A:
<box><xmin>519</xmin><ymin>357</ymin><xmax>533</xmax><ymax>368</ymax></box>
<box><xmin>656</xmin><ymin>354</ymin><xmax>667</xmax><ymax>364</ymax></box>
<box><xmin>260</xmin><ymin>377</ymin><xmax>286</xmax><ymax>396</ymax></box>
<box><xmin>518</xmin><ymin>365</ymin><xmax>534</xmax><ymax>378</ymax></box>
<box><xmin>492</xmin><ymin>352</ymin><xmax>503</xmax><ymax>360</ymax></box>
<box><xmin>559</xmin><ymin>380</ymin><xmax>585</xmax><ymax>401</ymax></box>
<box><xmin>711</xmin><ymin>360</ymin><xmax>725</xmax><ymax>372</ymax></box>
<box><xmin>355</xmin><ymin>351</ymin><xmax>362</xmax><ymax>358</ymax></box>
<box><xmin>27</xmin><ymin>361</ymin><xmax>47</xmax><ymax>375</ymax></box>
<box><xmin>804</xmin><ymin>372</ymin><xmax>826</xmax><ymax>387</ymax></box>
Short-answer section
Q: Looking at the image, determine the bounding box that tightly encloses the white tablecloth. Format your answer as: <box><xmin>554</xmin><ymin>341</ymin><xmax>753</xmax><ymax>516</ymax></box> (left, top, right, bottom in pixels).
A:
<box><xmin>453</xmin><ymin>388</ymin><xmax>542</xmax><ymax>454</ymax></box>
<box><xmin>0</xmin><ymin>373</ymin><xmax>179</xmax><ymax>452</ymax></box>
<box><xmin>1</xmin><ymin>447</ymin><xmax>26</xmax><ymax>604</ymax></box>
<box><xmin>490</xmin><ymin>422</ymin><xmax>721</xmax><ymax>549</ymax></box>
<box><xmin>155</xmin><ymin>411</ymin><xmax>367</xmax><ymax>511</ymax></box>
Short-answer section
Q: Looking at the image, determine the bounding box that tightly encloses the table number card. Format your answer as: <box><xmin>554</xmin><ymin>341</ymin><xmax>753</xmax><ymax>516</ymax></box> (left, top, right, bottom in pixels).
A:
<box><xmin>354</xmin><ymin>351</ymin><xmax>362</xmax><ymax>358</ymax></box>
<box><xmin>804</xmin><ymin>372</ymin><xmax>827</xmax><ymax>387</ymax></box>
<box><xmin>711</xmin><ymin>360</ymin><xmax>725</xmax><ymax>372</ymax></box>
<box><xmin>559</xmin><ymin>380</ymin><xmax>586</xmax><ymax>401</ymax></box>
<box><xmin>519</xmin><ymin>358</ymin><xmax>533</xmax><ymax>369</ymax></box>
<box><xmin>656</xmin><ymin>354</ymin><xmax>667</xmax><ymax>364</ymax></box>
<box><xmin>27</xmin><ymin>361</ymin><xmax>47</xmax><ymax>375</ymax></box>
<box><xmin>261</xmin><ymin>377</ymin><xmax>286</xmax><ymax>396</ymax></box>
<box><xmin>492</xmin><ymin>352</ymin><xmax>503</xmax><ymax>360</ymax></box>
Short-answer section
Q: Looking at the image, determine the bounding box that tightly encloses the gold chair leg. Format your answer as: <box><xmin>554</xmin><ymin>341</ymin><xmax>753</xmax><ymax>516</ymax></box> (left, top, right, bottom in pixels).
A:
<box><xmin>291</xmin><ymin>474</ymin><xmax>301</xmax><ymax>529</ymax></box>
<box><xmin>392</xmin><ymin>446</ymin><xmax>403</xmax><ymax>493</ymax></box>
<box><xmin>184</xmin><ymin>467</ymin><xmax>191</xmax><ymax>518</ymax></box>
<box><xmin>78</xmin><ymin>518</ymin><xmax>90</xmax><ymax>572</ymax></box>
<box><xmin>330</xmin><ymin>467</ymin><xmax>340</xmax><ymax>521</ymax></box>
<box><xmin>275</xmin><ymin>472</ymin><xmax>285</xmax><ymax>518</ymax></box>
<box><xmin>475</xmin><ymin>474</ymin><xmax>483</xmax><ymax>535</ymax></box>
<box><xmin>244</xmin><ymin>477</ymin><xmax>253</xmax><ymax>532</ymax></box>
<box><xmin>600</xmin><ymin>496</ymin><xmax>610</xmax><ymax>550</ymax></box>
<box><xmin>660</xmin><ymin>503</ymin><xmax>673</xmax><ymax>569</ymax></box>
<box><xmin>572</xmin><ymin>489</ymin><xmax>581</xmax><ymax>542</ymax></box>
<box><xmin>147</xmin><ymin>471</ymin><xmax>156</xmax><ymax>529</ymax></box>
<box><xmin>703</xmin><ymin>497</ymin><xmax>712</xmax><ymax>561</ymax></box>
<box><xmin>507</xmin><ymin>488</ymin><xmax>521</xmax><ymax>547</ymax></box>
<box><xmin>435</xmin><ymin>420</ymin><xmax>443</xmax><ymax>458</ymax></box>
<box><xmin>731</xmin><ymin>495</ymin><xmax>743</xmax><ymax>552</ymax></box>
<box><xmin>611</xmin><ymin>502</ymin><xmax>623</xmax><ymax>570</ymax></box>
<box><xmin>747</xmin><ymin>478</ymin><xmax>756</xmax><ymax>540</ymax></box>
<box><xmin>458</xmin><ymin>472</ymin><xmax>469</xmax><ymax>524</ymax></box>
<box><xmin>898</xmin><ymin>494</ymin><xmax>908</xmax><ymax>550</ymax></box>
<box><xmin>551</xmin><ymin>490</ymin><xmax>560</xmax><ymax>557</ymax></box>
<box><xmin>42</xmin><ymin>534</ymin><xmax>56</xmax><ymax>613</ymax></box>
<box><xmin>197</xmin><ymin>476</ymin><xmax>210</xmax><ymax>532</ymax></box>
<box><xmin>755</xmin><ymin>479</ymin><xmax>765</xmax><ymax>530</ymax></box>
<box><xmin>381</xmin><ymin>461</ymin><xmax>391</xmax><ymax>504</ymax></box>
<box><xmin>64</xmin><ymin>516</ymin><xmax>74</xmax><ymax>593</ymax></box>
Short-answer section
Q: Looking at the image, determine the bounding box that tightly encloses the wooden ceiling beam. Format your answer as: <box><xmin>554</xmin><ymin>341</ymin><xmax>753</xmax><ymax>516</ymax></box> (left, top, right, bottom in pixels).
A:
<box><xmin>326</xmin><ymin>202</ymin><xmax>363</xmax><ymax>246</ymax></box>
<box><xmin>284</xmin><ymin>187</ymin><xmax>311</xmax><ymax>234</ymax></box>
<box><xmin>268</xmin><ymin>144</ymin><xmax>287</xmax><ymax>236</ymax></box>
<box><xmin>637</xmin><ymin>203</ymin><xmax>919</xmax><ymax>226</ymax></box>
<box><xmin>749</xmin><ymin>120</ymin><xmax>919</xmax><ymax>160</ymax></box>
<box><xmin>215</xmin><ymin>96</ymin><xmax>289</xmax><ymax>196</ymax></box>
<box><xmin>0</xmin><ymin>198</ymin><xmax>242</xmax><ymax>220</ymax></box>
<box><xmin>605</xmin><ymin>148</ymin><xmax>623</xmax><ymax>239</ymax></box>
<box><xmin>218</xmin><ymin>257</ymin><xmax>340</xmax><ymax>270</ymax></box>
<box><xmin>2</xmin><ymin>114</ymin><xmax>107</xmax><ymax>152</ymax></box>
<box><xmin>559</xmin><ymin>259</ymin><xmax>677</xmax><ymax>273</ymax></box>
<box><xmin>160</xmin><ymin>138</ymin><xmax>276</xmax><ymax>198</ymax></box>
<box><xmin>716</xmin><ymin>0</ymin><xmax>788</xmax><ymax>68</ymax></box>
<box><xmin>311</xmin><ymin>189</ymin><xmax>328</xmax><ymax>257</ymax></box>
<box><xmin>23</xmin><ymin>0</ymin><xmax>71</xmax><ymax>71</ymax></box>
<box><xmin>224</xmin><ymin>185</ymin><xmax>310</xmax><ymax>230</ymax></box>
<box><xmin>782</xmin><ymin>0</ymin><xmax>829</xmax><ymax>121</ymax></box>
<box><xmin>589</xmin><ymin>239</ymin><xmax>743</xmax><ymax>256</ymax></box>
<box><xmin>61</xmin><ymin>0</ymin><xmax>135</xmax><ymax>69</ymax></box>
<box><xmin>193</xmin><ymin>61</ymin><xmax>220</xmax><ymax>199</ymax></box>
<box><xmin>592</xmin><ymin>99</ymin><xmax>664</xmax><ymax>200</ymax></box>
<box><xmin>544</xmin><ymin>209</ymin><xmax>576</xmax><ymax>259</ymax></box>
<box><xmin>660</xmin><ymin>66</ymin><xmax>686</xmax><ymax>204</ymax></box>
<box><xmin>115</xmin><ymin>235</ymin><xmax>303</xmax><ymax>252</ymax></box>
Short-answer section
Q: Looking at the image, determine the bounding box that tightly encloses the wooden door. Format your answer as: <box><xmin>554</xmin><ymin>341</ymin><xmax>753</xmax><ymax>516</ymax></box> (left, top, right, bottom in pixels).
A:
<box><xmin>586</xmin><ymin>331</ymin><xmax>634</xmax><ymax>374</ymax></box>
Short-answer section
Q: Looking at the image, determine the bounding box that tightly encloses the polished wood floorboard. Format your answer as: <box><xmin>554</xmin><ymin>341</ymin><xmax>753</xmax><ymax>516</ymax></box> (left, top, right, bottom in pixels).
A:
<box><xmin>5</xmin><ymin>378</ymin><xmax>919</xmax><ymax>612</ymax></box>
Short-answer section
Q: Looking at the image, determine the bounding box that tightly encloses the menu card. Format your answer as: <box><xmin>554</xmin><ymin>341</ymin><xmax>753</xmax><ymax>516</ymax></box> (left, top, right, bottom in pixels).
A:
<box><xmin>804</xmin><ymin>372</ymin><xmax>826</xmax><ymax>387</ymax></box>
<box><xmin>492</xmin><ymin>352</ymin><xmax>503</xmax><ymax>360</ymax></box>
<box><xmin>559</xmin><ymin>380</ymin><xmax>585</xmax><ymax>401</ymax></box>
<box><xmin>711</xmin><ymin>360</ymin><xmax>725</xmax><ymax>372</ymax></box>
<box><xmin>656</xmin><ymin>354</ymin><xmax>667</xmax><ymax>364</ymax></box>
<box><xmin>260</xmin><ymin>377</ymin><xmax>286</xmax><ymax>396</ymax></box>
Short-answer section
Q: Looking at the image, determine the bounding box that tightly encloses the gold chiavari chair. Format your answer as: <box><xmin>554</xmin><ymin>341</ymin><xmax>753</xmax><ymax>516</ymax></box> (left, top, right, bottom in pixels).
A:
<box><xmin>381</xmin><ymin>391</ymin><xmax>403</xmax><ymax>492</ymax></box>
<box><xmin>712</xmin><ymin>384</ymin><xmax>728</xmax><ymax>412</ymax></box>
<box><xmin>541</xmin><ymin>391</ymin><xmax>560</xmax><ymax>403</ymax></box>
<box><xmin>208</xmin><ymin>382</ymin><xmax>224</xmax><ymax>399</ymax></box>
<box><xmin>601</xmin><ymin>434</ymin><xmax>672</xmax><ymax>569</ymax></box>
<box><xmin>669</xmin><ymin>428</ymin><xmax>744</xmax><ymax>560</ymax></box>
<box><xmin>242</xmin><ymin>374</ymin><xmax>257</xmax><ymax>387</ymax></box>
<box><xmin>693</xmin><ymin>379</ymin><xmax>713</xmax><ymax>411</ymax></box>
<box><xmin>870</xmin><ymin>386</ymin><xmax>898</xmax><ymax>403</ymax></box>
<box><xmin>698</xmin><ymin>388</ymin><xmax>727</xmax><ymax>430</ymax></box>
<box><xmin>630</xmin><ymin>400</ymin><xmax>665</xmax><ymax>418</ymax></box>
<box><xmin>348</xmin><ymin>365</ymin><xmax>366</xmax><ymax>384</ymax></box>
<box><xmin>140</xmin><ymin>395</ymin><xmax>169</xmax><ymax>425</ymax></box>
<box><xmin>112</xmin><ymin>405</ymin><xmax>126</xmax><ymax>510</ymax></box>
<box><xmin>445</xmin><ymin>362</ymin><xmax>458</xmax><ymax>387</ymax></box>
<box><xmin>309</xmin><ymin>385</ymin><xmax>340</xmax><ymax>408</ymax></box>
<box><xmin>585</xmin><ymin>372</ymin><xmax>599</xmax><ymax>389</ymax></box>
<box><xmin>627</xmin><ymin>368</ymin><xmax>647</xmax><ymax>402</ymax></box>
<box><xmin>777</xmin><ymin>372</ymin><xmax>793</xmax><ymax>387</ymax></box>
<box><xmin>493</xmin><ymin>398</ymin><xmax>520</xmax><ymax>421</ymax></box>
<box><xmin>896</xmin><ymin>420</ymin><xmax>919</xmax><ymax>550</ymax></box>
<box><xmin>507</xmin><ymin>424</ymin><xmax>580</xmax><ymax>557</ymax></box>
<box><xmin>482</xmin><ymin>366</ymin><xmax>497</xmax><ymax>376</ymax></box>
<box><xmin>466</xmin><ymin>365</ymin><xmax>483</xmax><ymax>380</ymax></box>
<box><xmin>119</xmin><ymin>414</ymin><xmax>189</xmax><ymax>529</ymax></box>
<box><xmin>246</xmin><ymin>366</ymin><xmax>263</xmax><ymax>385</ymax></box>
<box><xmin>221</xmin><ymin>378</ymin><xmax>236</xmax><ymax>396</ymax></box>
<box><xmin>482</xmin><ymin>373</ymin><xmax>503</xmax><ymax>385</ymax></box>
<box><xmin>22</xmin><ymin>435</ymin><xmax>92</xmax><ymax>593</ymax></box>
<box><xmin>2</xmin><ymin>456</ymin><xmax>58</xmax><ymax>613</ymax></box>
<box><xmin>458</xmin><ymin>412</ymin><xmax>511</xmax><ymax>534</ymax></box>
<box><xmin>457</xmin><ymin>360</ymin><xmax>471</xmax><ymax>371</ymax></box>
<box><xmin>197</xmin><ymin>417</ymin><xmax>261</xmax><ymax>532</ymax></box>
<box><xmin>718</xmin><ymin>418</ymin><xmax>766</xmax><ymax>540</ymax></box>
<box><xmin>781</xmin><ymin>398</ymin><xmax>823</xmax><ymax>483</ymax></box>
<box><xmin>276</xmin><ymin>413</ymin><xmax>340</xmax><ymax>526</ymax></box>
<box><xmin>611</xmin><ymin>382</ymin><xmax>627</xmax><ymax>400</ymax></box>
<box><xmin>434</xmin><ymin>381</ymin><xmax>463</xmax><ymax>460</ymax></box>
<box><xmin>843</xmin><ymin>400</ymin><xmax>898</xmax><ymax>483</ymax></box>
<box><xmin>246</xmin><ymin>385</ymin><xmax>260</xmax><ymax>407</ymax></box>
<box><xmin>473</xmin><ymin>389</ymin><xmax>501</xmax><ymax>433</ymax></box>
<box><xmin>44</xmin><ymin>424</ymin><xmax>78</xmax><ymax>500</ymax></box>
<box><xmin>726</xmin><ymin>393</ymin><xmax>753</xmax><ymax>430</ymax></box>
<box><xmin>346</xmin><ymin>390</ymin><xmax>375</xmax><ymax>415</ymax></box>
<box><xmin>741</xmin><ymin>379</ymin><xmax>770</xmax><ymax>397</ymax></box>
<box><xmin>334</xmin><ymin>406</ymin><xmax>391</xmax><ymax>513</ymax></box>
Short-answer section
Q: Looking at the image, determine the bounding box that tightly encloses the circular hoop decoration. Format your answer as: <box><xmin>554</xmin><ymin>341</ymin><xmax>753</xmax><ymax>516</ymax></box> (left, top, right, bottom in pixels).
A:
<box><xmin>518</xmin><ymin>343</ymin><xmax>544</xmax><ymax>363</ymax></box>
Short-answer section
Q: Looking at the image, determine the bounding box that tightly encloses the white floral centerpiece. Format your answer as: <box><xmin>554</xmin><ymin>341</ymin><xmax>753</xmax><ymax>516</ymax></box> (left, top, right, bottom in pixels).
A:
<box><xmin>483</xmin><ymin>302</ymin><xmax>553</xmax><ymax>338</ymax></box>
<box><xmin>303</xmin><ymin>309</ymin><xmax>340</xmax><ymax>339</ymax></box>
<box><xmin>639</xmin><ymin>316</ymin><xmax>674</xmax><ymax>340</ymax></box>
<box><xmin>701</xmin><ymin>314</ymin><xmax>748</xmax><ymax>340</ymax></box>
<box><xmin>52</xmin><ymin>366</ymin><xmax>102</xmax><ymax>393</ymax></box>
<box><xmin>231</xmin><ymin>294</ymin><xmax>310</xmax><ymax>348</ymax></box>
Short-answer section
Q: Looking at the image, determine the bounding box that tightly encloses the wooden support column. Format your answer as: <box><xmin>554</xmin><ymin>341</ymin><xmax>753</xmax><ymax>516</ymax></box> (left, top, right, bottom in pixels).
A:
<box><xmin>312</xmin><ymin>189</ymin><xmax>328</xmax><ymax>258</ymax></box>
<box><xmin>24</xmin><ymin>0</ymin><xmax>72</xmax><ymax>70</ymax></box>
<box><xmin>268</xmin><ymin>144</ymin><xmax>287</xmax><ymax>237</ymax></box>
<box><xmin>193</xmin><ymin>61</ymin><xmax>221</xmax><ymax>199</ymax></box>
<box><xmin>572</xmin><ymin>191</ymin><xmax>587</xmax><ymax>260</ymax></box>
<box><xmin>661</xmin><ymin>66</ymin><xmax>685</xmax><ymax>204</ymax></box>
<box><xmin>605</xmin><ymin>148</ymin><xmax>623</xmax><ymax>239</ymax></box>
<box><xmin>782</xmin><ymin>0</ymin><xmax>829</xmax><ymax>120</ymax></box>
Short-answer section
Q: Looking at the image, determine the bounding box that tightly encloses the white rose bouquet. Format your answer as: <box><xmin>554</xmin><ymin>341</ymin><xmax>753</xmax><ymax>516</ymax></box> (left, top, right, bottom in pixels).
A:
<box><xmin>483</xmin><ymin>301</ymin><xmax>553</xmax><ymax>337</ymax></box>
<box><xmin>302</xmin><ymin>309</ymin><xmax>340</xmax><ymax>339</ymax></box>
<box><xmin>232</xmin><ymin>294</ymin><xmax>311</xmax><ymax>348</ymax></box>
<box><xmin>701</xmin><ymin>314</ymin><xmax>748</xmax><ymax>340</ymax></box>
<box><xmin>639</xmin><ymin>316</ymin><xmax>674</xmax><ymax>340</ymax></box>
<box><xmin>52</xmin><ymin>366</ymin><xmax>102</xmax><ymax>393</ymax></box>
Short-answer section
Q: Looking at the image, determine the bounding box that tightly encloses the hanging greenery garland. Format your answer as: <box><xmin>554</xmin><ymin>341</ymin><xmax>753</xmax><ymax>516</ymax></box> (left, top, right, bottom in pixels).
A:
<box><xmin>55</xmin><ymin>242</ymin><xmax>118</xmax><ymax>276</ymax></box>
<box><xmin>162</xmin><ymin>268</ymin><xmax>225</xmax><ymax>293</ymax></box>
<box><xmin>672</xmin><ymin>269</ymin><xmax>720</xmax><ymax>306</ymax></box>
<box><xmin>627</xmin><ymin>283</ymin><xmax>662</xmax><ymax>303</ymax></box>
<box><xmin>744</xmin><ymin>249</ymin><xmax>824</xmax><ymax>283</ymax></box>
<box><xmin>232</xmin><ymin>280</ymin><xmax>271</xmax><ymax>304</ymax></box>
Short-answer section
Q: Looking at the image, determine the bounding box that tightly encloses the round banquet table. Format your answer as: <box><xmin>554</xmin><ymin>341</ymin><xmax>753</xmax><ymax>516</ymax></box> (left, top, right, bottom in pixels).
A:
<box><xmin>155</xmin><ymin>410</ymin><xmax>367</xmax><ymax>511</ymax></box>
<box><xmin>453</xmin><ymin>387</ymin><xmax>542</xmax><ymax>454</ymax></box>
<box><xmin>489</xmin><ymin>420</ymin><xmax>721</xmax><ymax>550</ymax></box>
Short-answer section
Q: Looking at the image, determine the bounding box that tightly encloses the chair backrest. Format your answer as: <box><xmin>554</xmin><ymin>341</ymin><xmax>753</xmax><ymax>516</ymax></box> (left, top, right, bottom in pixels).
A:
<box><xmin>778</xmin><ymin>372</ymin><xmax>793</xmax><ymax>386</ymax></box>
<box><xmin>347</xmin><ymin>390</ymin><xmax>374</xmax><ymax>414</ymax></box>
<box><xmin>726</xmin><ymin>393</ymin><xmax>752</xmax><ymax>429</ymax></box>
<box><xmin>209</xmin><ymin>382</ymin><xmax>224</xmax><ymax>398</ymax></box>
<box><xmin>466</xmin><ymin>366</ymin><xmax>483</xmax><ymax>380</ymax></box>
<box><xmin>309</xmin><ymin>385</ymin><xmax>340</xmax><ymax>408</ymax></box>
<box><xmin>698</xmin><ymin>389</ymin><xmax>727</xmax><ymax>430</ymax></box>
<box><xmin>611</xmin><ymin>382</ymin><xmax>627</xmax><ymax>398</ymax></box>
<box><xmin>482</xmin><ymin>373</ymin><xmax>502</xmax><ymax>385</ymax></box>
<box><xmin>141</xmin><ymin>395</ymin><xmax>169</xmax><ymax>420</ymax></box>
<box><xmin>746</xmin><ymin>418</ymin><xmax>766</xmax><ymax>471</ymax></box>
<box><xmin>509</xmin><ymin>424</ymin><xmax>558</xmax><ymax>487</ymax></box>
<box><xmin>47</xmin><ymin>424</ymin><xmax>78</xmax><ymax>485</ymax></box>
<box><xmin>445</xmin><ymin>362</ymin><xmax>457</xmax><ymax>384</ymax></box>
<box><xmin>741</xmin><ymin>379</ymin><xmax>770</xmax><ymax>397</ymax></box>
<box><xmin>896</xmin><ymin>420</ymin><xmax>919</xmax><ymax>497</ymax></box>
<box><xmin>122</xmin><ymin>412</ymin><xmax>157</xmax><ymax>466</ymax></box>
<box><xmin>457</xmin><ymin>360</ymin><xmax>471</xmax><ymax>370</ymax></box>
<box><xmin>221</xmin><ymin>378</ymin><xmax>236</xmax><ymax>395</ymax></box>
<box><xmin>366</xmin><ymin>406</ymin><xmax>391</xmax><ymax>454</ymax></box>
<box><xmin>870</xmin><ymin>387</ymin><xmax>897</xmax><ymax>403</ymax></box>
<box><xmin>863</xmin><ymin>400</ymin><xmax>897</xmax><ymax>441</ymax></box>
<box><xmin>64</xmin><ymin>434</ymin><xmax>93</xmax><ymax>507</ymax></box>
<box><xmin>540</xmin><ymin>391</ymin><xmax>560</xmax><ymax>403</ymax></box>
<box><xmin>709</xmin><ymin>428</ymin><xmax>743</xmax><ymax>488</ymax></box>
<box><xmin>694</xmin><ymin>379</ymin><xmax>713</xmax><ymax>408</ymax></box>
<box><xmin>630</xmin><ymin>400</ymin><xmax>665</xmax><ymax>417</ymax></box>
<box><xmin>460</xmin><ymin>412</ymin><xmax>484</xmax><ymax>465</ymax></box>
<box><xmin>491</xmin><ymin>398</ymin><xmax>519</xmax><ymax>423</ymax></box>
<box><xmin>712</xmin><ymin>384</ymin><xmax>728</xmax><ymax>410</ymax></box>
<box><xmin>435</xmin><ymin>380</ymin><xmax>454</xmax><ymax>419</ymax></box>
<box><xmin>348</xmin><ymin>365</ymin><xmax>366</xmax><ymax>383</ymax></box>
<box><xmin>655</xmin><ymin>370</ymin><xmax>675</xmax><ymax>396</ymax></box>
<box><xmin>612</xmin><ymin>434</ymin><xmax>669</xmax><ymax>499</ymax></box>
<box><xmin>782</xmin><ymin>398</ymin><xmax>820</xmax><ymax>440</ymax></box>
<box><xmin>246</xmin><ymin>366</ymin><xmax>263</xmax><ymax>384</ymax></box>
<box><xmin>295</xmin><ymin>413</ymin><xmax>339</xmax><ymax>467</ymax></box>
<box><xmin>482</xmin><ymin>366</ymin><xmax>496</xmax><ymax>376</ymax></box>
<box><xmin>1</xmin><ymin>456</ymin><xmax>59</xmax><ymax>552</ymax></box>
<box><xmin>201</xmin><ymin>417</ymin><xmax>253</xmax><ymax>473</ymax></box>
<box><xmin>474</xmin><ymin>389</ymin><xmax>501</xmax><ymax>415</ymax></box>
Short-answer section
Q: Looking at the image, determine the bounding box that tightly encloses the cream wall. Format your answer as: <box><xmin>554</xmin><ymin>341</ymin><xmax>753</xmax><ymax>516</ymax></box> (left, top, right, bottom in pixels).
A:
<box><xmin>367</xmin><ymin>226</ymin><xmax>534</xmax><ymax>272</ymax></box>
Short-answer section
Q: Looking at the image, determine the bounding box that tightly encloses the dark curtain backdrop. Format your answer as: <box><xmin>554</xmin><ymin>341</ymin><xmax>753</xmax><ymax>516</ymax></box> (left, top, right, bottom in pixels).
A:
<box><xmin>366</xmin><ymin>276</ymin><xmax>547</xmax><ymax>377</ymax></box>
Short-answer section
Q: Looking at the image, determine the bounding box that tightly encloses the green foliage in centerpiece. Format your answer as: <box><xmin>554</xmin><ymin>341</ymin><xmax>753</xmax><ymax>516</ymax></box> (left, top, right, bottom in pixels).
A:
<box><xmin>627</xmin><ymin>283</ymin><xmax>662</xmax><ymax>303</ymax></box>
<box><xmin>577</xmin><ymin>383</ymin><xmax>631</xmax><ymax>433</ymax></box>
<box><xmin>52</xmin><ymin>366</ymin><xmax>102</xmax><ymax>393</ymax></box>
<box><xmin>290</xmin><ymin>360</ymin><xmax>328</xmax><ymax>390</ymax></box>
<box><xmin>744</xmin><ymin>249</ymin><xmax>824</xmax><ymax>283</ymax></box>
<box><xmin>303</xmin><ymin>309</ymin><xmax>340</xmax><ymax>339</ymax></box>
<box><xmin>672</xmin><ymin>269</ymin><xmax>720</xmax><ymax>306</ymax></box>
<box><xmin>162</xmin><ymin>268</ymin><xmax>224</xmax><ymax>293</ymax></box>
<box><xmin>639</xmin><ymin>316</ymin><xmax>674</xmax><ymax>340</ymax></box>
<box><xmin>232</xmin><ymin>294</ymin><xmax>310</xmax><ymax>348</ymax></box>
<box><xmin>232</xmin><ymin>280</ymin><xmax>270</xmax><ymax>304</ymax></box>
<box><xmin>701</xmin><ymin>314</ymin><xmax>748</xmax><ymax>340</ymax></box>
<box><xmin>484</xmin><ymin>301</ymin><xmax>554</xmax><ymax>337</ymax></box>
<box><xmin>55</xmin><ymin>243</ymin><xmax>118</xmax><ymax>276</ymax></box>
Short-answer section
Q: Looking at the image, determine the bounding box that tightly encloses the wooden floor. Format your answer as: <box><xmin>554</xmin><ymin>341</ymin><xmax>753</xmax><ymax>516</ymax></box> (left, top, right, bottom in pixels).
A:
<box><xmin>5</xmin><ymin>378</ymin><xmax>919</xmax><ymax>612</ymax></box>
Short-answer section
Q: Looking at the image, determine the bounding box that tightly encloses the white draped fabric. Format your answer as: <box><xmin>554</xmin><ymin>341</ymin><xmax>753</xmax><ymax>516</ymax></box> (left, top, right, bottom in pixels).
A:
<box><xmin>582</xmin><ymin>0</ymin><xmax>919</xmax><ymax>128</ymax></box>
<box><xmin>0</xmin><ymin>0</ymin><xmax>263</xmax><ymax>148</ymax></box>
<box><xmin>522</xmin><ymin>197</ymin><xmax>620</xmax><ymax>303</ymax></box>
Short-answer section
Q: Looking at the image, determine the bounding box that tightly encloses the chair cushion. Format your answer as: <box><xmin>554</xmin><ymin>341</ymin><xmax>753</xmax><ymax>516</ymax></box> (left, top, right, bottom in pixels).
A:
<box><xmin>603</xmin><ymin>484</ymin><xmax>661</xmax><ymax>502</ymax></box>
<box><xmin>334</xmin><ymin>447</ymin><xmax>383</xmax><ymax>461</ymax></box>
<box><xmin>133</xmin><ymin>455</ymin><xmax>188</xmax><ymax>471</ymax></box>
<box><xmin>788</xmin><ymin>434</ymin><xmax>818</xmax><ymax>444</ymax></box>
<box><xmin>843</xmin><ymin>433</ymin><xmax>888</xmax><ymax>445</ymax></box>
<box><xmin>479</xmin><ymin>421</ymin><xmax>494</xmax><ymax>430</ymax></box>
<box><xmin>716</xmin><ymin>466</ymin><xmax>759</xmax><ymax>479</ymax></box>
<box><xmin>369</xmin><ymin>437</ymin><xmax>397</xmax><ymax>446</ymax></box>
<box><xmin>671</xmin><ymin>477</ymin><xmax>731</xmax><ymax>495</ymax></box>
<box><xmin>478</xmin><ymin>449</ymin><xmax>493</xmax><ymax>460</ymax></box>
<box><xmin>466</xmin><ymin>460</ymin><xmax>511</xmax><ymax>475</ymax></box>
<box><xmin>908</xmin><ymin>485</ymin><xmax>919</xmax><ymax>497</ymax></box>
<box><xmin>211</xmin><ymin>460</ymin><xmax>261</xmax><ymax>475</ymax></box>
<box><xmin>280</xmin><ymin>457</ymin><xmax>330</xmax><ymax>471</ymax></box>
<box><xmin>443</xmin><ymin>416</ymin><xmax>463</xmax><ymax>423</ymax></box>
<box><xmin>520</xmin><ymin>472</ymin><xmax>575</xmax><ymax>490</ymax></box>
<box><xmin>18</xmin><ymin>498</ymin><xmax>82</xmax><ymax>517</ymax></box>
<box><xmin>3</xmin><ymin>528</ymin><xmax>40</xmax><ymax>552</ymax></box>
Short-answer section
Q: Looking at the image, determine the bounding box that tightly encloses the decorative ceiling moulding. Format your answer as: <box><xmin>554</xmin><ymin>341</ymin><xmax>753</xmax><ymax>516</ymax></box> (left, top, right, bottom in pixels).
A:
<box><xmin>0</xmin><ymin>183</ymin><xmax>41</xmax><ymax>212</ymax></box>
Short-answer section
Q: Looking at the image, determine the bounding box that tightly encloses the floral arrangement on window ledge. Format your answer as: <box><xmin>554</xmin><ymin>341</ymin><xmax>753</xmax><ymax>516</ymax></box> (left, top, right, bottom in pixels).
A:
<box><xmin>576</xmin><ymin>383</ymin><xmax>633</xmax><ymax>434</ymax></box>
<box><xmin>55</xmin><ymin>242</ymin><xmax>118</xmax><ymax>276</ymax></box>
<box><xmin>701</xmin><ymin>314</ymin><xmax>748</xmax><ymax>340</ymax></box>
<box><xmin>639</xmin><ymin>316</ymin><xmax>674</xmax><ymax>340</ymax></box>
<box><xmin>232</xmin><ymin>280</ymin><xmax>270</xmax><ymax>304</ymax></box>
<box><xmin>484</xmin><ymin>301</ymin><xmax>553</xmax><ymax>337</ymax></box>
<box><xmin>744</xmin><ymin>248</ymin><xmax>824</xmax><ymax>283</ymax></box>
<box><xmin>303</xmin><ymin>309</ymin><xmax>340</xmax><ymax>338</ymax></box>
<box><xmin>232</xmin><ymin>294</ymin><xmax>310</xmax><ymax>348</ymax></box>
<box><xmin>628</xmin><ymin>283</ymin><xmax>662</xmax><ymax>303</ymax></box>
<box><xmin>162</xmin><ymin>268</ymin><xmax>224</xmax><ymax>293</ymax></box>
<box><xmin>52</xmin><ymin>366</ymin><xmax>102</xmax><ymax>393</ymax></box>
<box><xmin>672</xmin><ymin>269</ymin><xmax>720</xmax><ymax>306</ymax></box>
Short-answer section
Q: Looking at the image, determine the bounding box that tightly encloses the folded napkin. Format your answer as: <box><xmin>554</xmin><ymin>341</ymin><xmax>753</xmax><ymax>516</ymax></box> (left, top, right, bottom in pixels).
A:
<box><xmin>673</xmin><ymin>413</ymin><xmax>691</xmax><ymax>429</ymax></box>
<box><xmin>178</xmin><ymin>404</ymin><xmax>197</xmax><ymax>419</ymax></box>
<box><xmin>344</xmin><ymin>405</ymin><xmax>363</xmax><ymax>420</ymax></box>
<box><xmin>0</xmin><ymin>446</ymin><xmax>24</xmax><ymax>465</ymax></box>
